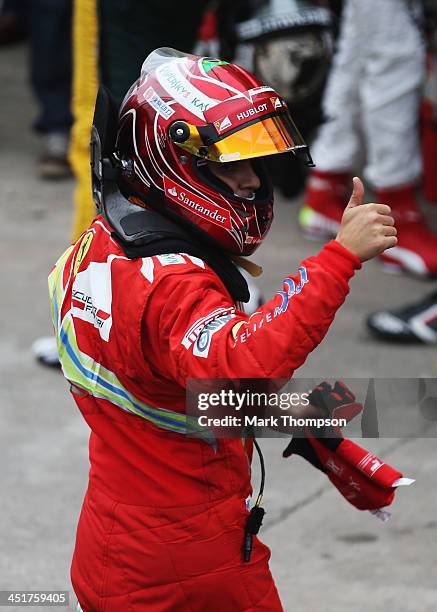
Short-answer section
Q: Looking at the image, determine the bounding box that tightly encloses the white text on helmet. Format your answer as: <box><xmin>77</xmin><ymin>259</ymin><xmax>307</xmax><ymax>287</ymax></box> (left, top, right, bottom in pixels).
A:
<box><xmin>236</xmin><ymin>103</ymin><xmax>268</xmax><ymax>122</ymax></box>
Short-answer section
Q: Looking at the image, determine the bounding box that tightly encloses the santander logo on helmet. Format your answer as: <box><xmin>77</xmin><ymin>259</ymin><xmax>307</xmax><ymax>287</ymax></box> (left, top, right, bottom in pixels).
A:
<box><xmin>164</xmin><ymin>176</ymin><xmax>232</xmax><ymax>230</ymax></box>
<box><xmin>116</xmin><ymin>47</ymin><xmax>313</xmax><ymax>256</ymax></box>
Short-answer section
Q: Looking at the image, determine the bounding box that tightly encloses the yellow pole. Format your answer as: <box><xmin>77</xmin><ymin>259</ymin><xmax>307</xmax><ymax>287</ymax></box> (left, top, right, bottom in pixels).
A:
<box><xmin>69</xmin><ymin>0</ymin><xmax>98</xmax><ymax>242</ymax></box>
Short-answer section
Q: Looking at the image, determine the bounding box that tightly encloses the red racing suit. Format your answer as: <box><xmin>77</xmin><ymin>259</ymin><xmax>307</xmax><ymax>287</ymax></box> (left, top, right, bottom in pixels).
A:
<box><xmin>48</xmin><ymin>215</ymin><xmax>361</xmax><ymax>611</ymax></box>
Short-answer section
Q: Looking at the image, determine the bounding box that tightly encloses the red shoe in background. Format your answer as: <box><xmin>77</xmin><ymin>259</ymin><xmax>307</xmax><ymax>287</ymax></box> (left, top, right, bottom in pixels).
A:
<box><xmin>299</xmin><ymin>170</ymin><xmax>350</xmax><ymax>240</ymax></box>
<box><xmin>376</xmin><ymin>184</ymin><xmax>437</xmax><ymax>277</ymax></box>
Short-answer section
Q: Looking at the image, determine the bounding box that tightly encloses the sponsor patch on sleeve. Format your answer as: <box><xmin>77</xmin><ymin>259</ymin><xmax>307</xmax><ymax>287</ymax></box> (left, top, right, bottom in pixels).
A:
<box><xmin>193</xmin><ymin>312</ymin><xmax>236</xmax><ymax>358</ymax></box>
<box><xmin>182</xmin><ymin>307</ymin><xmax>236</xmax><ymax>357</ymax></box>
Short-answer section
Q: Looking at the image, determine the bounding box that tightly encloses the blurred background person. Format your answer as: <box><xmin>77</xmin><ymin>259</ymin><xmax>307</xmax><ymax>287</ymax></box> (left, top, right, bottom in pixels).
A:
<box><xmin>0</xmin><ymin>0</ymin><xmax>73</xmax><ymax>178</ymax></box>
<box><xmin>29</xmin><ymin>0</ymin><xmax>73</xmax><ymax>179</ymax></box>
<box><xmin>299</xmin><ymin>0</ymin><xmax>437</xmax><ymax>277</ymax></box>
<box><xmin>366</xmin><ymin>1</ymin><xmax>437</xmax><ymax>345</ymax></box>
<box><xmin>367</xmin><ymin>290</ymin><xmax>437</xmax><ymax>344</ymax></box>
<box><xmin>208</xmin><ymin>0</ymin><xmax>337</xmax><ymax>198</ymax></box>
<box><xmin>235</xmin><ymin>0</ymin><xmax>334</xmax><ymax>198</ymax></box>
<box><xmin>421</xmin><ymin>0</ymin><xmax>437</xmax><ymax>206</ymax></box>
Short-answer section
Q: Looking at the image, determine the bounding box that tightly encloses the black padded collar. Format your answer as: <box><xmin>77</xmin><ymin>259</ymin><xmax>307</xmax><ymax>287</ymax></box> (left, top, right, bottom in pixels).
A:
<box><xmin>112</xmin><ymin>208</ymin><xmax>250</xmax><ymax>303</ymax></box>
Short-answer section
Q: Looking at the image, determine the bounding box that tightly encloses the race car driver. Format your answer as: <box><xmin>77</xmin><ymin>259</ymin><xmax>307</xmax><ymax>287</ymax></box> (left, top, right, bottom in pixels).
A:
<box><xmin>48</xmin><ymin>48</ymin><xmax>397</xmax><ymax>611</ymax></box>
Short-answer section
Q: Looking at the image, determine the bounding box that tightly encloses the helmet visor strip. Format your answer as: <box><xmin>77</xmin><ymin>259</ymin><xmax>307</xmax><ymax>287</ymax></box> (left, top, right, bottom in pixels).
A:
<box><xmin>173</xmin><ymin>113</ymin><xmax>314</xmax><ymax>166</ymax></box>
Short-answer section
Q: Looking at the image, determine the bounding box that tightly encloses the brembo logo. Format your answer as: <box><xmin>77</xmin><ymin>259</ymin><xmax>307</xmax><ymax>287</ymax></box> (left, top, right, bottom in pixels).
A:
<box><xmin>164</xmin><ymin>176</ymin><xmax>232</xmax><ymax>229</ymax></box>
<box><xmin>182</xmin><ymin>307</ymin><xmax>236</xmax><ymax>350</ymax></box>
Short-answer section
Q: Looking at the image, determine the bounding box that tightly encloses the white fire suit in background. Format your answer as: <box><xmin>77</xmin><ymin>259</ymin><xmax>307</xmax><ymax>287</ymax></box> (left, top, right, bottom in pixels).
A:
<box><xmin>312</xmin><ymin>0</ymin><xmax>424</xmax><ymax>189</ymax></box>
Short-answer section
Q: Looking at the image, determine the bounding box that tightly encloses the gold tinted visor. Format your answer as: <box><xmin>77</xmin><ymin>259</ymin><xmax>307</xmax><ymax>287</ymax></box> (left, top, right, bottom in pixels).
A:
<box><xmin>210</xmin><ymin>115</ymin><xmax>296</xmax><ymax>162</ymax></box>
<box><xmin>173</xmin><ymin>113</ymin><xmax>313</xmax><ymax>165</ymax></box>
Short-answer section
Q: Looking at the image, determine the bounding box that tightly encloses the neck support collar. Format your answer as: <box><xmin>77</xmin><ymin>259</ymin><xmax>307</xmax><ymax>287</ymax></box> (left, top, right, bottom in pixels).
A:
<box><xmin>111</xmin><ymin>203</ymin><xmax>250</xmax><ymax>303</ymax></box>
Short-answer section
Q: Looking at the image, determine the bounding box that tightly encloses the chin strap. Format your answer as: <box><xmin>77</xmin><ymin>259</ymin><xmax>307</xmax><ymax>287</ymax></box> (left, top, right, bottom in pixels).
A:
<box><xmin>231</xmin><ymin>256</ymin><xmax>263</xmax><ymax>278</ymax></box>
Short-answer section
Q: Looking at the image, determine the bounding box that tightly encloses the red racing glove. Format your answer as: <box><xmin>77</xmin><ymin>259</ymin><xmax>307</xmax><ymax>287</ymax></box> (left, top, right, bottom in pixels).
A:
<box><xmin>283</xmin><ymin>381</ymin><xmax>413</xmax><ymax>512</ymax></box>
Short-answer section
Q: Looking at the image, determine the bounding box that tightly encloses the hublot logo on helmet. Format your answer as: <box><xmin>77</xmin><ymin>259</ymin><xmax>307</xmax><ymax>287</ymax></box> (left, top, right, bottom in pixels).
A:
<box><xmin>236</xmin><ymin>103</ymin><xmax>268</xmax><ymax>122</ymax></box>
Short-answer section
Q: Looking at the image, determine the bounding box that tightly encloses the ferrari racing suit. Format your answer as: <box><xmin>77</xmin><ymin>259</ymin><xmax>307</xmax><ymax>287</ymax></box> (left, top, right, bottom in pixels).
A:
<box><xmin>49</xmin><ymin>215</ymin><xmax>361</xmax><ymax>611</ymax></box>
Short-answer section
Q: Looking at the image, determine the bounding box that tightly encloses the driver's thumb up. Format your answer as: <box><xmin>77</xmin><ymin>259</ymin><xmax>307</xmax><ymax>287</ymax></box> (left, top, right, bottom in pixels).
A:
<box><xmin>345</xmin><ymin>176</ymin><xmax>364</xmax><ymax>209</ymax></box>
